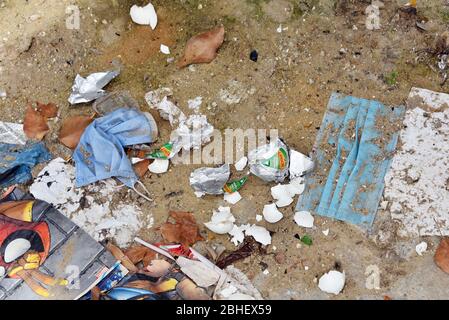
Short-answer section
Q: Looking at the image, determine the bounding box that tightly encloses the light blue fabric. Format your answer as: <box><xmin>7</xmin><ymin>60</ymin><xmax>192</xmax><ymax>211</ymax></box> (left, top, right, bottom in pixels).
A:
<box><xmin>74</xmin><ymin>108</ymin><xmax>155</xmax><ymax>188</ymax></box>
<box><xmin>296</xmin><ymin>93</ymin><xmax>405</xmax><ymax>228</ymax></box>
<box><xmin>0</xmin><ymin>142</ymin><xmax>51</xmax><ymax>188</ymax></box>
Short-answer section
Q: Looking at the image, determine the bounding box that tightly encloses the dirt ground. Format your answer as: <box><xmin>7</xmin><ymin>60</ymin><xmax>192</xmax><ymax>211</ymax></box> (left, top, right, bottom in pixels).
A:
<box><xmin>1</xmin><ymin>0</ymin><xmax>449</xmax><ymax>299</ymax></box>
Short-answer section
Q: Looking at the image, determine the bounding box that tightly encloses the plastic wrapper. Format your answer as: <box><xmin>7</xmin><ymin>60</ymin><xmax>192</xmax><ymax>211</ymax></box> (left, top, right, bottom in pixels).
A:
<box><xmin>68</xmin><ymin>70</ymin><xmax>120</xmax><ymax>105</ymax></box>
<box><xmin>248</xmin><ymin>138</ymin><xmax>290</xmax><ymax>183</ymax></box>
<box><xmin>93</xmin><ymin>91</ymin><xmax>139</xmax><ymax>115</ymax></box>
<box><xmin>189</xmin><ymin>164</ymin><xmax>230</xmax><ymax>195</ymax></box>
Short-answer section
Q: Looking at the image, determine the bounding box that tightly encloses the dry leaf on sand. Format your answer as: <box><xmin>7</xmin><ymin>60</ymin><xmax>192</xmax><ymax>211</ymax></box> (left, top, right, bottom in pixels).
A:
<box><xmin>435</xmin><ymin>237</ymin><xmax>449</xmax><ymax>274</ymax></box>
<box><xmin>133</xmin><ymin>159</ymin><xmax>151</xmax><ymax>178</ymax></box>
<box><xmin>36</xmin><ymin>102</ymin><xmax>58</xmax><ymax>118</ymax></box>
<box><xmin>23</xmin><ymin>103</ymin><xmax>50</xmax><ymax>140</ymax></box>
<box><xmin>160</xmin><ymin>211</ymin><xmax>203</xmax><ymax>246</ymax></box>
<box><xmin>58</xmin><ymin>115</ymin><xmax>93</xmax><ymax>149</ymax></box>
<box><xmin>178</xmin><ymin>26</ymin><xmax>225</xmax><ymax>68</ymax></box>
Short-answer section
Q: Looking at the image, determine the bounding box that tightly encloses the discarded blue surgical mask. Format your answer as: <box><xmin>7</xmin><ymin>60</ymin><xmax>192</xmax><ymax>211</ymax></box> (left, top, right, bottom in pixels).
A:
<box><xmin>73</xmin><ymin>108</ymin><xmax>157</xmax><ymax>190</ymax></box>
<box><xmin>296</xmin><ymin>93</ymin><xmax>405</xmax><ymax>228</ymax></box>
<box><xmin>0</xmin><ymin>142</ymin><xmax>51</xmax><ymax>188</ymax></box>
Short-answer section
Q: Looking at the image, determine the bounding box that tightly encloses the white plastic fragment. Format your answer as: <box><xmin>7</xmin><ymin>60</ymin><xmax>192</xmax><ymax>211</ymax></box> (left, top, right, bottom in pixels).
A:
<box><xmin>289</xmin><ymin>149</ymin><xmax>314</xmax><ymax>179</ymax></box>
<box><xmin>224</xmin><ymin>191</ymin><xmax>242</xmax><ymax>205</ymax></box>
<box><xmin>245</xmin><ymin>225</ymin><xmax>271</xmax><ymax>246</ymax></box>
<box><xmin>160</xmin><ymin>44</ymin><xmax>170</xmax><ymax>55</ymax></box>
<box><xmin>318</xmin><ymin>270</ymin><xmax>345</xmax><ymax>295</ymax></box>
<box><xmin>148</xmin><ymin>159</ymin><xmax>169</xmax><ymax>174</ymax></box>
<box><xmin>256</xmin><ymin>214</ymin><xmax>263</xmax><ymax>222</ymax></box>
<box><xmin>271</xmin><ymin>184</ymin><xmax>294</xmax><ymax>207</ymax></box>
<box><xmin>294</xmin><ymin>211</ymin><xmax>314</xmax><ymax>228</ymax></box>
<box><xmin>415</xmin><ymin>241</ymin><xmax>428</xmax><ymax>256</ymax></box>
<box><xmin>130</xmin><ymin>3</ymin><xmax>158</xmax><ymax>29</ymax></box>
<box><xmin>263</xmin><ymin>204</ymin><xmax>283</xmax><ymax>223</ymax></box>
<box><xmin>322</xmin><ymin>229</ymin><xmax>330</xmax><ymax>236</ymax></box>
<box><xmin>234</xmin><ymin>157</ymin><xmax>248</xmax><ymax>171</ymax></box>
<box><xmin>228</xmin><ymin>224</ymin><xmax>245</xmax><ymax>246</ymax></box>
<box><xmin>205</xmin><ymin>207</ymin><xmax>236</xmax><ymax>235</ymax></box>
<box><xmin>187</xmin><ymin>96</ymin><xmax>202</xmax><ymax>112</ymax></box>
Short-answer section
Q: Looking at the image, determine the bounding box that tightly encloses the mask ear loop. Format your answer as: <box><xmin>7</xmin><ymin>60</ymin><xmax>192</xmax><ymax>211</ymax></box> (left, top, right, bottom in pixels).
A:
<box><xmin>132</xmin><ymin>180</ymin><xmax>152</xmax><ymax>202</ymax></box>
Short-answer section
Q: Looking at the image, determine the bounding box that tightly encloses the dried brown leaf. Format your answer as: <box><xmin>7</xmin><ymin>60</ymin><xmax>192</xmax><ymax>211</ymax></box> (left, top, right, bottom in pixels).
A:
<box><xmin>216</xmin><ymin>237</ymin><xmax>261</xmax><ymax>269</ymax></box>
<box><xmin>124</xmin><ymin>245</ymin><xmax>155</xmax><ymax>266</ymax></box>
<box><xmin>58</xmin><ymin>115</ymin><xmax>93</xmax><ymax>149</ymax></box>
<box><xmin>106</xmin><ymin>242</ymin><xmax>139</xmax><ymax>273</ymax></box>
<box><xmin>133</xmin><ymin>159</ymin><xmax>150</xmax><ymax>178</ymax></box>
<box><xmin>435</xmin><ymin>237</ymin><xmax>449</xmax><ymax>274</ymax></box>
<box><xmin>160</xmin><ymin>211</ymin><xmax>203</xmax><ymax>246</ymax></box>
<box><xmin>36</xmin><ymin>101</ymin><xmax>58</xmax><ymax>118</ymax></box>
<box><xmin>178</xmin><ymin>26</ymin><xmax>225</xmax><ymax>68</ymax></box>
<box><xmin>23</xmin><ymin>103</ymin><xmax>49</xmax><ymax>140</ymax></box>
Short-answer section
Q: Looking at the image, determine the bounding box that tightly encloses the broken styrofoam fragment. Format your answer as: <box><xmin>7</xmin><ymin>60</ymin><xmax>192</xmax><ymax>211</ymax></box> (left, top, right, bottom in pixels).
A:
<box><xmin>318</xmin><ymin>270</ymin><xmax>345</xmax><ymax>295</ymax></box>
<box><xmin>294</xmin><ymin>211</ymin><xmax>314</xmax><ymax>228</ymax></box>
<box><xmin>131</xmin><ymin>157</ymin><xmax>145</xmax><ymax>164</ymax></box>
<box><xmin>245</xmin><ymin>225</ymin><xmax>271</xmax><ymax>246</ymax></box>
<box><xmin>256</xmin><ymin>214</ymin><xmax>263</xmax><ymax>222</ymax></box>
<box><xmin>228</xmin><ymin>224</ymin><xmax>246</xmax><ymax>246</ymax></box>
<box><xmin>130</xmin><ymin>3</ymin><xmax>158</xmax><ymax>29</ymax></box>
<box><xmin>148</xmin><ymin>159</ymin><xmax>169</xmax><ymax>174</ymax></box>
<box><xmin>276</xmin><ymin>196</ymin><xmax>294</xmax><ymax>208</ymax></box>
<box><xmin>187</xmin><ymin>96</ymin><xmax>203</xmax><ymax>112</ymax></box>
<box><xmin>289</xmin><ymin>149</ymin><xmax>314</xmax><ymax>179</ymax></box>
<box><xmin>194</xmin><ymin>191</ymin><xmax>205</xmax><ymax>198</ymax></box>
<box><xmin>322</xmin><ymin>229</ymin><xmax>330</xmax><ymax>236</ymax></box>
<box><xmin>224</xmin><ymin>191</ymin><xmax>242</xmax><ymax>204</ymax></box>
<box><xmin>205</xmin><ymin>206</ymin><xmax>236</xmax><ymax>235</ymax></box>
<box><xmin>160</xmin><ymin>44</ymin><xmax>170</xmax><ymax>55</ymax></box>
<box><xmin>234</xmin><ymin>157</ymin><xmax>248</xmax><ymax>171</ymax></box>
<box><xmin>263</xmin><ymin>203</ymin><xmax>283</xmax><ymax>223</ymax></box>
<box><xmin>416</xmin><ymin>241</ymin><xmax>428</xmax><ymax>256</ymax></box>
<box><xmin>286</xmin><ymin>177</ymin><xmax>305</xmax><ymax>196</ymax></box>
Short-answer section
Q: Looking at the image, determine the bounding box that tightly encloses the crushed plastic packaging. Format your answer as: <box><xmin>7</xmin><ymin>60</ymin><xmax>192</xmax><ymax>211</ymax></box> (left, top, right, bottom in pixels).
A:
<box><xmin>0</xmin><ymin>142</ymin><xmax>51</xmax><ymax>189</ymax></box>
<box><xmin>189</xmin><ymin>164</ymin><xmax>230</xmax><ymax>196</ymax></box>
<box><xmin>248</xmin><ymin>138</ymin><xmax>290</xmax><ymax>183</ymax></box>
<box><xmin>92</xmin><ymin>91</ymin><xmax>139</xmax><ymax>115</ymax></box>
<box><xmin>68</xmin><ymin>70</ymin><xmax>120</xmax><ymax>105</ymax></box>
<box><xmin>73</xmin><ymin>108</ymin><xmax>157</xmax><ymax>189</ymax></box>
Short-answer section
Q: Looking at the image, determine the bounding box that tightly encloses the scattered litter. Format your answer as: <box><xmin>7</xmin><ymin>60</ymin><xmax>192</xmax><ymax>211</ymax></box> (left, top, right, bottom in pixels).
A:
<box><xmin>234</xmin><ymin>156</ymin><xmax>248</xmax><ymax>171</ymax></box>
<box><xmin>228</xmin><ymin>224</ymin><xmax>246</xmax><ymax>246</ymax></box>
<box><xmin>256</xmin><ymin>214</ymin><xmax>263</xmax><ymax>222</ymax></box>
<box><xmin>148</xmin><ymin>159</ymin><xmax>169</xmax><ymax>174</ymax></box>
<box><xmin>297</xmin><ymin>93</ymin><xmax>405</xmax><ymax>228</ymax></box>
<box><xmin>177</xmin><ymin>256</ymin><xmax>220</xmax><ymax>287</ymax></box>
<box><xmin>160</xmin><ymin>211</ymin><xmax>203</xmax><ymax>246</ymax></box>
<box><xmin>160</xmin><ymin>44</ymin><xmax>170</xmax><ymax>55</ymax></box>
<box><xmin>384</xmin><ymin>88</ymin><xmax>449</xmax><ymax>236</ymax></box>
<box><xmin>130</xmin><ymin>2</ymin><xmax>157</xmax><ymax>29</ymax></box>
<box><xmin>178</xmin><ymin>26</ymin><xmax>225</xmax><ymax>68</ymax></box>
<box><xmin>190</xmin><ymin>164</ymin><xmax>230</xmax><ymax>196</ymax></box>
<box><xmin>415</xmin><ymin>241</ymin><xmax>428</xmax><ymax>256</ymax></box>
<box><xmin>92</xmin><ymin>91</ymin><xmax>139</xmax><ymax>115</ymax></box>
<box><xmin>223</xmin><ymin>176</ymin><xmax>248</xmax><ymax>193</ymax></box>
<box><xmin>0</xmin><ymin>121</ymin><xmax>27</xmax><ymax>145</ymax></box>
<box><xmin>248</xmin><ymin>138</ymin><xmax>290</xmax><ymax>183</ymax></box>
<box><xmin>23</xmin><ymin>102</ymin><xmax>58</xmax><ymax>141</ymax></box>
<box><xmin>58</xmin><ymin>115</ymin><xmax>93</xmax><ymax>149</ymax></box>
<box><xmin>170</xmin><ymin>114</ymin><xmax>214</xmax><ymax>155</ymax></box>
<box><xmin>0</xmin><ymin>188</ymin><xmax>122</xmax><ymax>299</ymax></box>
<box><xmin>300</xmin><ymin>235</ymin><xmax>313</xmax><ymax>246</ymax></box>
<box><xmin>145</xmin><ymin>88</ymin><xmax>186</xmax><ymax>126</ymax></box>
<box><xmin>187</xmin><ymin>96</ymin><xmax>202</xmax><ymax>112</ymax></box>
<box><xmin>289</xmin><ymin>149</ymin><xmax>314</xmax><ymax>179</ymax></box>
<box><xmin>216</xmin><ymin>237</ymin><xmax>261</xmax><ymax>268</ymax></box>
<box><xmin>318</xmin><ymin>270</ymin><xmax>345</xmax><ymax>295</ymax></box>
<box><xmin>271</xmin><ymin>184</ymin><xmax>294</xmax><ymax>207</ymax></box>
<box><xmin>250</xmin><ymin>50</ymin><xmax>258</xmax><ymax>62</ymax></box>
<box><xmin>0</xmin><ymin>142</ymin><xmax>51</xmax><ymax>188</ymax></box>
<box><xmin>294</xmin><ymin>211</ymin><xmax>314</xmax><ymax>228</ymax></box>
<box><xmin>244</xmin><ymin>225</ymin><xmax>271</xmax><ymax>246</ymax></box>
<box><xmin>224</xmin><ymin>191</ymin><xmax>242</xmax><ymax>204</ymax></box>
<box><xmin>263</xmin><ymin>269</ymin><xmax>270</xmax><ymax>275</ymax></box>
<box><xmin>68</xmin><ymin>70</ymin><xmax>120</xmax><ymax>105</ymax></box>
<box><xmin>146</xmin><ymin>142</ymin><xmax>173</xmax><ymax>160</ymax></box>
<box><xmin>322</xmin><ymin>229</ymin><xmax>330</xmax><ymax>236</ymax></box>
<box><xmin>73</xmin><ymin>108</ymin><xmax>157</xmax><ymax>188</ymax></box>
<box><xmin>434</xmin><ymin>238</ymin><xmax>449</xmax><ymax>274</ymax></box>
<box><xmin>263</xmin><ymin>203</ymin><xmax>283</xmax><ymax>223</ymax></box>
<box><xmin>204</xmin><ymin>206</ymin><xmax>235</xmax><ymax>234</ymax></box>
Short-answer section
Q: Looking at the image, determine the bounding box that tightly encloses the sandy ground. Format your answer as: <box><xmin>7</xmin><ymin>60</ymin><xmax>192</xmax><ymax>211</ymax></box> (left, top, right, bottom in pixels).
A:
<box><xmin>1</xmin><ymin>0</ymin><xmax>449</xmax><ymax>299</ymax></box>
